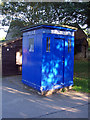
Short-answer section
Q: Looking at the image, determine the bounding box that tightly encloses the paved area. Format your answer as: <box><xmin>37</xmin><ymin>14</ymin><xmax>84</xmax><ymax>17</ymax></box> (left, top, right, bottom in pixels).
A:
<box><xmin>2</xmin><ymin>75</ymin><xmax>88</xmax><ymax>118</ymax></box>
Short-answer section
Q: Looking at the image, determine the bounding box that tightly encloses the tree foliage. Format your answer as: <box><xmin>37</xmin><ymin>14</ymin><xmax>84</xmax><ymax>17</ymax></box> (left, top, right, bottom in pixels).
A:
<box><xmin>1</xmin><ymin>2</ymin><xmax>90</xmax><ymax>27</ymax></box>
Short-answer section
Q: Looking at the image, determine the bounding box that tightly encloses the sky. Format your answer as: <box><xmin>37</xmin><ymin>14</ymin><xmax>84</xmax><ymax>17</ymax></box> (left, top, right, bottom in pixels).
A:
<box><xmin>0</xmin><ymin>14</ymin><xmax>9</xmax><ymax>40</ymax></box>
<box><xmin>0</xmin><ymin>2</ymin><xmax>9</xmax><ymax>40</ymax></box>
<box><xmin>0</xmin><ymin>26</ymin><xmax>9</xmax><ymax>40</ymax></box>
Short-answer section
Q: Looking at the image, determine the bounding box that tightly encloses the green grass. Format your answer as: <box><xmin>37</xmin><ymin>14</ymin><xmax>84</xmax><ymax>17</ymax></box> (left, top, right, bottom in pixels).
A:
<box><xmin>73</xmin><ymin>77</ymin><xmax>88</xmax><ymax>93</ymax></box>
<box><xmin>88</xmin><ymin>47</ymin><xmax>90</xmax><ymax>51</ymax></box>
<box><xmin>72</xmin><ymin>60</ymin><xmax>89</xmax><ymax>93</ymax></box>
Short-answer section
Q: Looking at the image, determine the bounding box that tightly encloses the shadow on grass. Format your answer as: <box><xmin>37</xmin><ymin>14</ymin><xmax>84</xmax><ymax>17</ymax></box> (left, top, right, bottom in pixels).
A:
<box><xmin>73</xmin><ymin>60</ymin><xmax>89</xmax><ymax>93</ymax></box>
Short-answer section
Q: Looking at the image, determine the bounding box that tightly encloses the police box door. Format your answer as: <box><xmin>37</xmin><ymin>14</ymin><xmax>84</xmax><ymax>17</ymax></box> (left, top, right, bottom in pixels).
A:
<box><xmin>42</xmin><ymin>33</ymin><xmax>65</xmax><ymax>90</ymax></box>
<box><xmin>52</xmin><ymin>36</ymin><xmax>65</xmax><ymax>88</ymax></box>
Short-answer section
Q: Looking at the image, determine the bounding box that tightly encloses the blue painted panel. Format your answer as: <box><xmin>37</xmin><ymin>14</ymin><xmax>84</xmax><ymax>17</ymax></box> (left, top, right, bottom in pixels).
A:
<box><xmin>53</xmin><ymin>37</ymin><xmax>64</xmax><ymax>85</ymax></box>
<box><xmin>22</xmin><ymin>35</ymin><xmax>28</xmax><ymax>83</ymax></box>
<box><xmin>41</xmin><ymin>33</ymin><xmax>65</xmax><ymax>92</ymax></box>
<box><xmin>64</xmin><ymin>36</ymin><xmax>74</xmax><ymax>87</ymax></box>
<box><xmin>22</xmin><ymin>31</ymin><xmax>42</xmax><ymax>91</ymax></box>
<box><xmin>22</xmin><ymin>25</ymin><xmax>75</xmax><ymax>92</ymax></box>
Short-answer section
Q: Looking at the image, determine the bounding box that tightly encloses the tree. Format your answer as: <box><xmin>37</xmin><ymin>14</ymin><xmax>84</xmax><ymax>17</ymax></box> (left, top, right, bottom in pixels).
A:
<box><xmin>1</xmin><ymin>2</ymin><xmax>90</xmax><ymax>27</ymax></box>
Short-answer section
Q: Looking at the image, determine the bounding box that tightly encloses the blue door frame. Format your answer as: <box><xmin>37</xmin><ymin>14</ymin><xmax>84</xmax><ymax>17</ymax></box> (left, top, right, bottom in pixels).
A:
<box><xmin>53</xmin><ymin>37</ymin><xmax>65</xmax><ymax>86</ymax></box>
<box><xmin>41</xmin><ymin>33</ymin><xmax>65</xmax><ymax>91</ymax></box>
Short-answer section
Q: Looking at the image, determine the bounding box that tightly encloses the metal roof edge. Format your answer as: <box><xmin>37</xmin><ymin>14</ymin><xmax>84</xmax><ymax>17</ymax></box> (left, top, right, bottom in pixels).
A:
<box><xmin>21</xmin><ymin>23</ymin><xmax>77</xmax><ymax>33</ymax></box>
<box><xmin>0</xmin><ymin>37</ymin><xmax>22</xmax><ymax>46</ymax></box>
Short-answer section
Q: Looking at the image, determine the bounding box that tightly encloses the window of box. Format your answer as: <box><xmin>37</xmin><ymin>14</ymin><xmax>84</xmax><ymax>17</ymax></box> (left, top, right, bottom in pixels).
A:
<box><xmin>68</xmin><ymin>39</ymin><xmax>71</xmax><ymax>52</ymax></box>
<box><xmin>29</xmin><ymin>38</ymin><xmax>34</xmax><ymax>52</ymax></box>
<box><xmin>46</xmin><ymin>37</ymin><xmax>50</xmax><ymax>52</ymax></box>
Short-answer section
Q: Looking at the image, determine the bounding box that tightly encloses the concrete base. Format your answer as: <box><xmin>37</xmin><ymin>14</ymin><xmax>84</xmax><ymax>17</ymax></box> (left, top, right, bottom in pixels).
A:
<box><xmin>41</xmin><ymin>86</ymin><xmax>73</xmax><ymax>96</ymax></box>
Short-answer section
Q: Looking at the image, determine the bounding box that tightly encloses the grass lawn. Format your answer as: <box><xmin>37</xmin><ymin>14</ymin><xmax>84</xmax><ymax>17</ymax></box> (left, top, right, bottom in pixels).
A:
<box><xmin>72</xmin><ymin>59</ymin><xmax>89</xmax><ymax>93</ymax></box>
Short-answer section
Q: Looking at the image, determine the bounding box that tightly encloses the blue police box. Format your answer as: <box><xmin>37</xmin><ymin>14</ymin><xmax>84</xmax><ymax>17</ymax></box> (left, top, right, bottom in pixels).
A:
<box><xmin>22</xmin><ymin>24</ymin><xmax>77</xmax><ymax>93</ymax></box>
